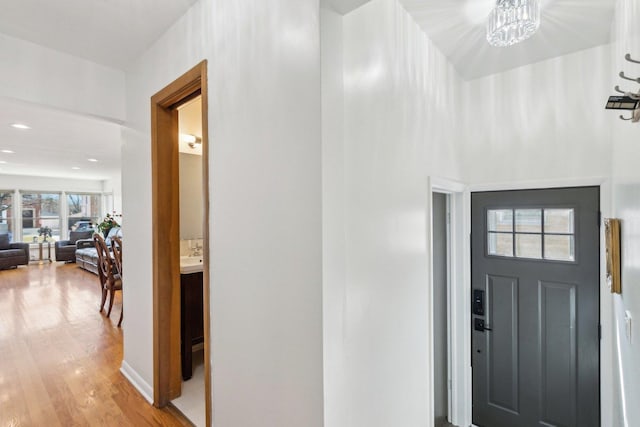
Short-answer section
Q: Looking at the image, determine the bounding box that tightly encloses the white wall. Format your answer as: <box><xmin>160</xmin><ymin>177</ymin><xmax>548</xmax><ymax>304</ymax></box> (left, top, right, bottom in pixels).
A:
<box><xmin>610</xmin><ymin>1</ymin><xmax>640</xmax><ymax>425</ymax></box>
<box><xmin>102</xmin><ymin>174</ymin><xmax>122</xmax><ymax>215</ymax></box>
<box><xmin>325</xmin><ymin>0</ymin><xmax>463</xmax><ymax>424</ymax></box>
<box><xmin>0</xmin><ymin>33</ymin><xmax>125</xmax><ymax>123</ymax></box>
<box><xmin>321</xmin><ymin>6</ymin><xmax>347</xmax><ymax>426</ymax></box>
<box><xmin>122</xmin><ymin>0</ymin><xmax>324</xmax><ymax>426</ymax></box>
<box><xmin>460</xmin><ymin>44</ymin><xmax>613</xmax><ymax>185</ymax></box>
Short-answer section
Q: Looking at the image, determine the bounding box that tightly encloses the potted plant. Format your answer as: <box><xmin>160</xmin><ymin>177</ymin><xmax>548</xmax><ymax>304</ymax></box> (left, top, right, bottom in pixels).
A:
<box><xmin>96</xmin><ymin>212</ymin><xmax>121</xmax><ymax>237</ymax></box>
<box><xmin>38</xmin><ymin>226</ymin><xmax>52</xmax><ymax>242</ymax></box>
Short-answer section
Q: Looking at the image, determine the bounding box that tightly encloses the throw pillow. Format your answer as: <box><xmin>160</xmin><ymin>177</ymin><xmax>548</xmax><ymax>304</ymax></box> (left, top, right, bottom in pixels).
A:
<box><xmin>0</xmin><ymin>234</ymin><xmax>9</xmax><ymax>250</ymax></box>
<box><xmin>105</xmin><ymin>227</ymin><xmax>121</xmax><ymax>246</ymax></box>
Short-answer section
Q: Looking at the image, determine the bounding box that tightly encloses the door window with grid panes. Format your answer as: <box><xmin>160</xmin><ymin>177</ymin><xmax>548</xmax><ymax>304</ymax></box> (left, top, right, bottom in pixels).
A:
<box><xmin>487</xmin><ymin>208</ymin><xmax>575</xmax><ymax>261</ymax></box>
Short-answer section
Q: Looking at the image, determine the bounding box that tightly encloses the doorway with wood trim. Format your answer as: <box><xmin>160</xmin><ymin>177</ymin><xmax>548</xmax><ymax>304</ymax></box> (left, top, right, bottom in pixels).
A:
<box><xmin>150</xmin><ymin>60</ymin><xmax>211</xmax><ymax>426</ymax></box>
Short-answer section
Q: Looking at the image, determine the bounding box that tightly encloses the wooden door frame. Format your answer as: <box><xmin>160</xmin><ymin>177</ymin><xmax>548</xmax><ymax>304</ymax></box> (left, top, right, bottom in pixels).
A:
<box><xmin>151</xmin><ymin>60</ymin><xmax>212</xmax><ymax>426</ymax></box>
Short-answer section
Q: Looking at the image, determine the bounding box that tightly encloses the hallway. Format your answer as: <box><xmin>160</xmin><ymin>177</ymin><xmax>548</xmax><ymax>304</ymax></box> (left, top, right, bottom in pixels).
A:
<box><xmin>0</xmin><ymin>263</ymin><xmax>190</xmax><ymax>426</ymax></box>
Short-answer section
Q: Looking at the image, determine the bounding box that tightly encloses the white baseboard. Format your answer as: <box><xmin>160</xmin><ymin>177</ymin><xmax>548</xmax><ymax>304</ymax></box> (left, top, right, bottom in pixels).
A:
<box><xmin>120</xmin><ymin>360</ymin><xmax>154</xmax><ymax>404</ymax></box>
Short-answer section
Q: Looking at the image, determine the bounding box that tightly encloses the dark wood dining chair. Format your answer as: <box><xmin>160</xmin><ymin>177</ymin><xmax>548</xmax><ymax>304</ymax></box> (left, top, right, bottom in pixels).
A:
<box><xmin>111</xmin><ymin>236</ymin><xmax>123</xmax><ymax>327</ymax></box>
<box><xmin>93</xmin><ymin>233</ymin><xmax>122</xmax><ymax>323</ymax></box>
<box><xmin>93</xmin><ymin>234</ymin><xmax>108</xmax><ymax>312</ymax></box>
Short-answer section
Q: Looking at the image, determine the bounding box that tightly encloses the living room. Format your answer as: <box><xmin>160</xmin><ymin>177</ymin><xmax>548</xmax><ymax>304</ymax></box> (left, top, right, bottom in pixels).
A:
<box><xmin>0</xmin><ymin>94</ymin><xmax>122</xmax><ymax>244</ymax></box>
<box><xmin>0</xmin><ymin>86</ymin><xmax>206</xmax><ymax>425</ymax></box>
<box><xmin>0</xmin><ymin>88</ymin><xmax>204</xmax><ymax>423</ymax></box>
<box><xmin>0</xmin><ymin>182</ymin><xmax>119</xmax><ymax>265</ymax></box>
<box><xmin>0</xmin><ymin>95</ymin><xmax>122</xmax><ymax>257</ymax></box>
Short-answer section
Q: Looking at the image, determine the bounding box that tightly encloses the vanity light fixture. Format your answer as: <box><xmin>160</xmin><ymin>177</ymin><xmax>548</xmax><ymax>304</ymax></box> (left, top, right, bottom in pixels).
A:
<box><xmin>487</xmin><ymin>0</ymin><xmax>540</xmax><ymax>47</ymax></box>
<box><xmin>10</xmin><ymin>123</ymin><xmax>30</xmax><ymax>130</ymax></box>
<box><xmin>181</xmin><ymin>133</ymin><xmax>202</xmax><ymax>149</ymax></box>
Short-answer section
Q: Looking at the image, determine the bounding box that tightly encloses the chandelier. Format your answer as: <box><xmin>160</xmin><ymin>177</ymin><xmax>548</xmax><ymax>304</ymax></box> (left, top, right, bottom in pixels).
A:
<box><xmin>486</xmin><ymin>0</ymin><xmax>540</xmax><ymax>47</ymax></box>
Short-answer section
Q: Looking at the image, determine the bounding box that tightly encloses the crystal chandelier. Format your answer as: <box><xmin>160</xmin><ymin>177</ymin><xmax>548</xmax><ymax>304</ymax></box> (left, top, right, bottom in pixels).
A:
<box><xmin>486</xmin><ymin>0</ymin><xmax>540</xmax><ymax>47</ymax></box>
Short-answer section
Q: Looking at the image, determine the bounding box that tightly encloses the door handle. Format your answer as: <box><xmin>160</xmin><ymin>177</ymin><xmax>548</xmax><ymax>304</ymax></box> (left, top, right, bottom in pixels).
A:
<box><xmin>474</xmin><ymin>318</ymin><xmax>493</xmax><ymax>332</ymax></box>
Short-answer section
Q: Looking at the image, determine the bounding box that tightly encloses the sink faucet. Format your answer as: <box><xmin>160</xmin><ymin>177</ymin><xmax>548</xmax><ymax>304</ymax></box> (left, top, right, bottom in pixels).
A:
<box><xmin>191</xmin><ymin>242</ymin><xmax>203</xmax><ymax>257</ymax></box>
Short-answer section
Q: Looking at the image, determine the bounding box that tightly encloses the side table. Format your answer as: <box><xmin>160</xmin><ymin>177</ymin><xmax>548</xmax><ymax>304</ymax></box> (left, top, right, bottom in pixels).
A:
<box><xmin>30</xmin><ymin>241</ymin><xmax>52</xmax><ymax>264</ymax></box>
<box><xmin>39</xmin><ymin>241</ymin><xmax>52</xmax><ymax>264</ymax></box>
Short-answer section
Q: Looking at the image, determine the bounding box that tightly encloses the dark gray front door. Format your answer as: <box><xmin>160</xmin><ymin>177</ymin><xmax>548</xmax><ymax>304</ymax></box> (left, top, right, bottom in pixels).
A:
<box><xmin>471</xmin><ymin>187</ymin><xmax>600</xmax><ymax>427</ymax></box>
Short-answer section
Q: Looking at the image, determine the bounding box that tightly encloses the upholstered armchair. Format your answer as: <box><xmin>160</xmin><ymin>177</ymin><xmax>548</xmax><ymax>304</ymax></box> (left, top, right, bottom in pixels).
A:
<box><xmin>0</xmin><ymin>234</ymin><xmax>29</xmax><ymax>269</ymax></box>
<box><xmin>55</xmin><ymin>230</ymin><xmax>94</xmax><ymax>263</ymax></box>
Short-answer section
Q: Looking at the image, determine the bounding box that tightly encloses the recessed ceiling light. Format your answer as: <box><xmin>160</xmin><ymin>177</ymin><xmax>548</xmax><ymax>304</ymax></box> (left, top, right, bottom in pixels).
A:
<box><xmin>1</xmin><ymin>150</ymin><xmax>14</xmax><ymax>154</ymax></box>
<box><xmin>71</xmin><ymin>167</ymin><xmax>80</xmax><ymax>170</ymax></box>
<box><xmin>87</xmin><ymin>158</ymin><xmax>98</xmax><ymax>162</ymax></box>
<box><xmin>10</xmin><ymin>123</ymin><xmax>30</xmax><ymax>130</ymax></box>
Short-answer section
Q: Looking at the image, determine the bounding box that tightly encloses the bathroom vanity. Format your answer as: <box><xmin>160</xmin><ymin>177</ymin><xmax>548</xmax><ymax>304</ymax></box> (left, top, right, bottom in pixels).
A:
<box><xmin>180</xmin><ymin>256</ymin><xmax>204</xmax><ymax>380</ymax></box>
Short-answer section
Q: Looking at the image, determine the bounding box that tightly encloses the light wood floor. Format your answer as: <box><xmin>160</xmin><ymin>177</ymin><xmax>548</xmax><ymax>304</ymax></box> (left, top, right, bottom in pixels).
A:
<box><xmin>0</xmin><ymin>262</ymin><xmax>192</xmax><ymax>427</ymax></box>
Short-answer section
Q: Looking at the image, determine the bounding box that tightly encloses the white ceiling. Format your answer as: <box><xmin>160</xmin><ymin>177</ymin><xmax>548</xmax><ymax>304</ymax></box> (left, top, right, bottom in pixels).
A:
<box><xmin>0</xmin><ymin>0</ymin><xmax>618</xmax><ymax>182</ymax></box>
<box><xmin>397</xmin><ymin>0</ymin><xmax>616</xmax><ymax>80</ymax></box>
<box><xmin>327</xmin><ymin>0</ymin><xmax>616</xmax><ymax>80</ymax></box>
<box><xmin>0</xmin><ymin>0</ymin><xmax>197</xmax><ymax>182</ymax></box>
<box><xmin>0</xmin><ymin>0</ymin><xmax>198</xmax><ymax>70</ymax></box>
<box><xmin>323</xmin><ymin>0</ymin><xmax>373</xmax><ymax>15</ymax></box>
<box><xmin>0</xmin><ymin>98</ymin><xmax>121</xmax><ymax>180</ymax></box>
<box><xmin>1</xmin><ymin>0</ymin><xmax>616</xmax><ymax>80</ymax></box>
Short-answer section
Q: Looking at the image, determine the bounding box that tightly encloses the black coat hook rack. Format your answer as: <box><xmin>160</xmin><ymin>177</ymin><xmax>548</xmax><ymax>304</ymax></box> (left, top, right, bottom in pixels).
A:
<box><xmin>625</xmin><ymin>53</ymin><xmax>640</xmax><ymax>64</ymax></box>
<box><xmin>605</xmin><ymin>54</ymin><xmax>640</xmax><ymax>122</ymax></box>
